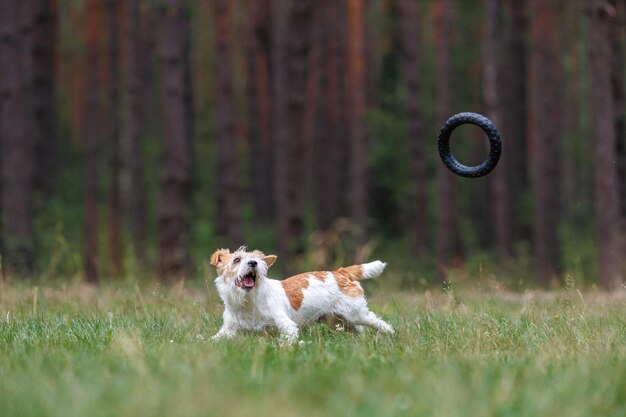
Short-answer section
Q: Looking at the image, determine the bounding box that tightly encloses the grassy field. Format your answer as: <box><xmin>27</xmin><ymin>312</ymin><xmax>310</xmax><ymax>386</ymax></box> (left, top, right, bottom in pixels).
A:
<box><xmin>0</xmin><ymin>280</ymin><xmax>624</xmax><ymax>417</ymax></box>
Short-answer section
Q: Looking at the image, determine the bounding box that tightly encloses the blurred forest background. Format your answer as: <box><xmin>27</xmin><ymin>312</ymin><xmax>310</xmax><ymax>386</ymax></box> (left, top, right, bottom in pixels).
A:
<box><xmin>0</xmin><ymin>0</ymin><xmax>624</xmax><ymax>289</ymax></box>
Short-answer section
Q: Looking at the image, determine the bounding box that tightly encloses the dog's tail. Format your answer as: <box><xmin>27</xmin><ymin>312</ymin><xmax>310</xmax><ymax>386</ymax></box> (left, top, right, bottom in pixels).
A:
<box><xmin>336</xmin><ymin>260</ymin><xmax>387</xmax><ymax>281</ymax></box>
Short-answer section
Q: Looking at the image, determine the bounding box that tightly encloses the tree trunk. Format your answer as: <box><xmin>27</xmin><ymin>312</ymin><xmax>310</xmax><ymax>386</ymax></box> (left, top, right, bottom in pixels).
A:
<box><xmin>30</xmin><ymin>0</ymin><xmax>57</xmax><ymax>197</ymax></box>
<box><xmin>302</xmin><ymin>1</ymin><xmax>321</xmax><ymax>172</ymax></box>
<box><xmin>433</xmin><ymin>0</ymin><xmax>459</xmax><ymax>282</ymax></box>
<box><xmin>124</xmin><ymin>0</ymin><xmax>148</xmax><ymax>267</ymax></box>
<box><xmin>82</xmin><ymin>0</ymin><xmax>103</xmax><ymax>283</ymax></box>
<box><xmin>246</xmin><ymin>0</ymin><xmax>274</xmax><ymax>223</ymax></box>
<box><xmin>285</xmin><ymin>0</ymin><xmax>312</xmax><ymax>255</ymax></box>
<box><xmin>272</xmin><ymin>0</ymin><xmax>312</xmax><ymax>272</ymax></box>
<box><xmin>364</xmin><ymin>0</ymin><xmax>385</xmax><ymax>109</ymax></box>
<box><xmin>312</xmin><ymin>19</ymin><xmax>331</xmax><ymax>229</ymax></box>
<box><xmin>158</xmin><ymin>0</ymin><xmax>193</xmax><ymax>282</ymax></box>
<box><xmin>313</xmin><ymin>1</ymin><xmax>343</xmax><ymax>231</ymax></box>
<box><xmin>316</xmin><ymin>0</ymin><xmax>348</xmax><ymax>230</ymax></box>
<box><xmin>398</xmin><ymin>0</ymin><xmax>428</xmax><ymax>254</ymax></box>
<box><xmin>530</xmin><ymin>0</ymin><xmax>562</xmax><ymax>284</ymax></box>
<box><xmin>0</xmin><ymin>1</ymin><xmax>36</xmax><ymax>278</ymax></box>
<box><xmin>590</xmin><ymin>0</ymin><xmax>622</xmax><ymax>290</ymax></box>
<box><xmin>272</xmin><ymin>0</ymin><xmax>289</xmax><ymax>264</ymax></box>
<box><xmin>346</xmin><ymin>0</ymin><xmax>368</xmax><ymax>231</ymax></box>
<box><xmin>107</xmin><ymin>0</ymin><xmax>123</xmax><ymax>278</ymax></box>
<box><xmin>611</xmin><ymin>0</ymin><xmax>626</xmax><ymax>225</ymax></box>
<box><xmin>484</xmin><ymin>0</ymin><xmax>511</xmax><ymax>258</ymax></box>
<box><xmin>501</xmin><ymin>0</ymin><xmax>529</xmax><ymax>243</ymax></box>
<box><xmin>213</xmin><ymin>0</ymin><xmax>243</xmax><ymax>247</ymax></box>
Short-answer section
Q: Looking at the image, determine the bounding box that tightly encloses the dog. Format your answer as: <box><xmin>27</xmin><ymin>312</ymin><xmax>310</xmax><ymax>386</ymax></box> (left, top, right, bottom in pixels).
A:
<box><xmin>210</xmin><ymin>247</ymin><xmax>394</xmax><ymax>343</ymax></box>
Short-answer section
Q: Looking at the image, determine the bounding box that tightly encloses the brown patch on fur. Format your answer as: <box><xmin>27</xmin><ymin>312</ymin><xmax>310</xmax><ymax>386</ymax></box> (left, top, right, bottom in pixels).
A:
<box><xmin>334</xmin><ymin>265</ymin><xmax>364</xmax><ymax>297</ymax></box>
<box><xmin>310</xmin><ymin>271</ymin><xmax>327</xmax><ymax>282</ymax></box>
<box><xmin>280</xmin><ymin>272</ymin><xmax>326</xmax><ymax>310</ymax></box>
<box><xmin>281</xmin><ymin>274</ymin><xmax>310</xmax><ymax>310</ymax></box>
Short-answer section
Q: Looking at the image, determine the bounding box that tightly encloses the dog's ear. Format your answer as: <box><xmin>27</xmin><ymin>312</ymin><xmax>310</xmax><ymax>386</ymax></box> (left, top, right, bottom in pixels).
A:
<box><xmin>264</xmin><ymin>255</ymin><xmax>277</xmax><ymax>268</ymax></box>
<box><xmin>210</xmin><ymin>248</ymin><xmax>230</xmax><ymax>267</ymax></box>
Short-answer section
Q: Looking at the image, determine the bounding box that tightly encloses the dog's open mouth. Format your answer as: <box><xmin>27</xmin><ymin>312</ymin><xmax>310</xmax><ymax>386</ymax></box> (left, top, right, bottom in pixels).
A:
<box><xmin>235</xmin><ymin>270</ymin><xmax>257</xmax><ymax>291</ymax></box>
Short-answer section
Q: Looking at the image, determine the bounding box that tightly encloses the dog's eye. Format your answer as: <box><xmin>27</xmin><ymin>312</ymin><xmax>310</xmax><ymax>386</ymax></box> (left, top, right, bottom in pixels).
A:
<box><xmin>233</xmin><ymin>257</ymin><xmax>241</xmax><ymax>264</ymax></box>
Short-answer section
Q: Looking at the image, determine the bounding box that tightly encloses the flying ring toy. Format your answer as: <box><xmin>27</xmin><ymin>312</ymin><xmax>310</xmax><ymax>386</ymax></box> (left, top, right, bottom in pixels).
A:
<box><xmin>437</xmin><ymin>112</ymin><xmax>502</xmax><ymax>178</ymax></box>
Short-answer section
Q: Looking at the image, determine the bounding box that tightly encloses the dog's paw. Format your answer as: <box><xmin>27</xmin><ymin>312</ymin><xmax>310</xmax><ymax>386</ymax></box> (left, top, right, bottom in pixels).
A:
<box><xmin>211</xmin><ymin>328</ymin><xmax>237</xmax><ymax>341</ymax></box>
<box><xmin>277</xmin><ymin>331</ymin><xmax>299</xmax><ymax>347</ymax></box>
<box><xmin>379</xmin><ymin>323</ymin><xmax>395</xmax><ymax>334</ymax></box>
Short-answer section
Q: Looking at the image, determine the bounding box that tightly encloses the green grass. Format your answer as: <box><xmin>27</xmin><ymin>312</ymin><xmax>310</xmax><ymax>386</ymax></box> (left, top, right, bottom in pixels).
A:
<box><xmin>0</xmin><ymin>282</ymin><xmax>624</xmax><ymax>417</ymax></box>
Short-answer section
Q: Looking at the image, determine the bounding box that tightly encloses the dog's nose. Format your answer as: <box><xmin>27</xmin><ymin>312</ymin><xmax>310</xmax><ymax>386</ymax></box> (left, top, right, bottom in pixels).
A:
<box><xmin>248</xmin><ymin>260</ymin><xmax>257</xmax><ymax>267</ymax></box>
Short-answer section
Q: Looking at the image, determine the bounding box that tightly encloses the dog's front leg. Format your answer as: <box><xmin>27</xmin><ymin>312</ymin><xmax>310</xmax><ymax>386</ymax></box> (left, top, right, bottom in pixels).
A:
<box><xmin>274</xmin><ymin>315</ymin><xmax>299</xmax><ymax>345</ymax></box>
<box><xmin>211</xmin><ymin>322</ymin><xmax>238</xmax><ymax>340</ymax></box>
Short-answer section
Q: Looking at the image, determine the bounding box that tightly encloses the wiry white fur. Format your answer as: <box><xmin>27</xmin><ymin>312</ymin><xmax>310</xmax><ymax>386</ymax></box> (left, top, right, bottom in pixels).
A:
<box><xmin>361</xmin><ymin>260</ymin><xmax>387</xmax><ymax>279</ymax></box>
<box><xmin>211</xmin><ymin>249</ymin><xmax>394</xmax><ymax>344</ymax></box>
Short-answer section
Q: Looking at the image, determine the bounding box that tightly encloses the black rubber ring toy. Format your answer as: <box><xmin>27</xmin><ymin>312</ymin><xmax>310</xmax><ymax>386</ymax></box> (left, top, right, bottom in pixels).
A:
<box><xmin>437</xmin><ymin>112</ymin><xmax>502</xmax><ymax>178</ymax></box>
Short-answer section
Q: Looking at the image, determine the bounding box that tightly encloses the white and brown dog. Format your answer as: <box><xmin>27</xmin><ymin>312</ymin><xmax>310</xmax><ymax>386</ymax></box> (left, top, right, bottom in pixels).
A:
<box><xmin>210</xmin><ymin>247</ymin><xmax>394</xmax><ymax>343</ymax></box>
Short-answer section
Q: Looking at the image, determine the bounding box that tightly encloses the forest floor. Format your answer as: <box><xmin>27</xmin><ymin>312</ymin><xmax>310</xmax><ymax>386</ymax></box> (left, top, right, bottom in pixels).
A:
<box><xmin>0</xmin><ymin>281</ymin><xmax>624</xmax><ymax>417</ymax></box>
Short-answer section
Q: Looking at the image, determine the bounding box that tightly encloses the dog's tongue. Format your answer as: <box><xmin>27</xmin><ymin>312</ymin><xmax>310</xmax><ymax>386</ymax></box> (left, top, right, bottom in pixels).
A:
<box><xmin>242</xmin><ymin>276</ymin><xmax>255</xmax><ymax>288</ymax></box>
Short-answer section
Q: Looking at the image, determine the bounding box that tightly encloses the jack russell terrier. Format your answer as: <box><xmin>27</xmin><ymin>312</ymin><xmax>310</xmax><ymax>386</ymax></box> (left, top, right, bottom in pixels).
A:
<box><xmin>210</xmin><ymin>247</ymin><xmax>394</xmax><ymax>344</ymax></box>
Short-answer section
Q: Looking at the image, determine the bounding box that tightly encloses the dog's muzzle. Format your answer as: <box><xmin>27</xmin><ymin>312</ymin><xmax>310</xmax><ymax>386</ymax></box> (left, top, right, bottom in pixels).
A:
<box><xmin>235</xmin><ymin>268</ymin><xmax>257</xmax><ymax>291</ymax></box>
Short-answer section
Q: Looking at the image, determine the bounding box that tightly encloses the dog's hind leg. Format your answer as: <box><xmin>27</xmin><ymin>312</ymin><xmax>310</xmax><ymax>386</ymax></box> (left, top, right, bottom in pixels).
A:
<box><xmin>335</xmin><ymin>299</ymin><xmax>394</xmax><ymax>335</ymax></box>
<box><xmin>351</xmin><ymin>307</ymin><xmax>394</xmax><ymax>334</ymax></box>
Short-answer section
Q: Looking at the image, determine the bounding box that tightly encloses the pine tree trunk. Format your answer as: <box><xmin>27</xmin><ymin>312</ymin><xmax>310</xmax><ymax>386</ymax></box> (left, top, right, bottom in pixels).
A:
<box><xmin>272</xmin><ymin>0</ymin><xmax>290</xmax><ymax>264</ymax></box>
<box><xmin>501</xmin><ymin>0</ymin><xmax>529</xmax><ymax>242</ymax></box>
<box><xmin>272</xmin><ymin>0</ymin><xmax>312</xmax><ymax>272</ymax></box>
<box><xmin>611</xmin><ymin>0</ymin><xmax>626</xmax><ymax>225</ymax></box>
<box><xmin>318</xmin><ymin>0</ymin><xmax>349</xmax><ymax>230</ymax></box>
<box><xmin>158</xmin><ymin>0</ymin><xmax>193</xmax><ymax>282</ymax></box>
<box><xmin>302</xmin><ymin>1</ymin><xmax>321</xmax><ymax>171</ymax></box>
<box><xmin>399</xmin><ymin>0</ymin><xmax>428</xmax><ymax>254</ymax></box>
<box><xmin>484</xmin><ymin>0</ymin><xmax>511</xmax><ymax>258</ymax></box>
<box><xmin>213</xmin><ymin>0</ymin><xmax>243</xmax><ymax>247</ymax></box>
<box><xmin>313</xmin><ymin>1</ymin><xmax>343</xmax><ymax>231</ymax></box>
<box><xmin>346</xmin><ymin>0</ymin><xmax>368</xmax><ymax>231</ymax></box>
<box><xmin>82</xmin><ymin>0</ymin><xmax>103</xmax><ymax>283</ymax></box>
<box><xmin>590</xmin><ymin>0</ymin><xmax>623</xmax><ymax>290</ymax></box>
<box><xmin>124</xmin><ymin>0</ymin><xmax>148</xmax><ymax>267</ymax></box>
<box><xmin>0</xmin><ymin>1</ymin><xmax>36</xmax><ymax>278</ymax></box>
<box><xmin>530</xmin><ymin>0</ymin><xmax>562</xmax><ymax>284</ymax></box>
<box><xmin>30</xmin><ymin>0</ymin><xmax>57</xmax><ymax>197</ymax></box>
<box><xmin>107</xmin><ymin>0</ymin><xmax>123</xmax><ymax>278</ymax></box>
<box><xmin>246</xmin><ymin>0</ymin><xmax>274</xmax><ymax>223</ymax></box>
<box><xmin>433</xmin><ymin>0</ymin><xmax>459</xmax><ymax>282</ymax></box>
<box><xmin>286</xmin><ymin>0</ymin><xmax>312</xmax><ymax>252</ymax></box>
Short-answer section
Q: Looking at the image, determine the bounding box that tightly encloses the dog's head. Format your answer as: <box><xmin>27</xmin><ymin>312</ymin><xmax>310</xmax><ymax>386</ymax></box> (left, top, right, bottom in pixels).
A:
<box><xmin>210</xmin><ymin>247</ymin><xmax>277</xmax><ymax>292</ymax></box>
